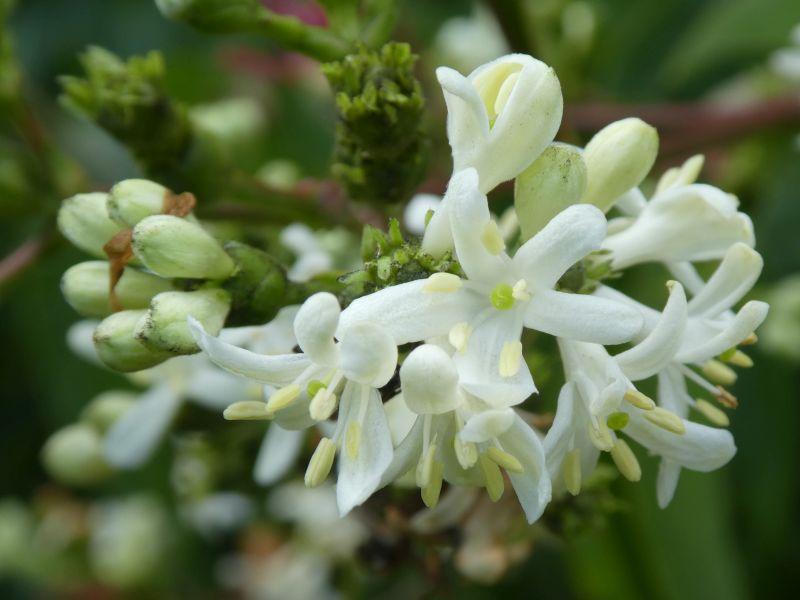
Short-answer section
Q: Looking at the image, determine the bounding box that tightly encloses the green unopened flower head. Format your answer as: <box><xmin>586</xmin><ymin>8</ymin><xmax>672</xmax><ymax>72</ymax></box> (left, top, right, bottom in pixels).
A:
<box><xmin>132</xmin><ymin>215</ymin><xmax>235</xmax><ymax>279</ymax></box>
<box><xmin>108</xmin><ymin>179</ymin><xmax>172</xmax><ymax>227</ymax></box>
<box><xmin>155</xmin><ymin>0</ymin><xmax>262</xmax><ymax>32</ymax></box>
<box><xmin>135</xmin><ymin>288</ymin><xmax>230</xmax><ymax>355</ymax></box>
<box><xmin>41</xmin><ymin>423</ymin><xmax>112</xmax><ymax>487</ymax></box>
<box><xmin>515</xmin><ymin>142</ymin><xmax>587</xmax><ymax>240</ymax></box>
<box><xmin>94</xmin><ymin>310</ymin><xmax>171</xmax><ymax>372</ymax></box>
<box><xmin>581</xmin><ymin>117</ymin><xmax>658</xmax><ymax>212</ymax></box>
<box><xmin>61</xmin><ymin>261</ymin><xmax>174</xmax><ymax>318</ymax></box>
<box><xmin>81</xmin><ymin>391</ymin><xmax>137</xmax><ymax>433</ymax></box>
<box><xmin>58</xmin><ymin>192</ymin><xmax>124</xmax><ymax>257</ymax></box>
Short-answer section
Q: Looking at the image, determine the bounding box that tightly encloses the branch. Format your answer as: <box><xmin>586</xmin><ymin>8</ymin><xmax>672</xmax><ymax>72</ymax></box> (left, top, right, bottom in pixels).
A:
<box><xmin>0</xmin><ymin>231</ymin><xmax>55</xmax><ymax>288</ymax></box>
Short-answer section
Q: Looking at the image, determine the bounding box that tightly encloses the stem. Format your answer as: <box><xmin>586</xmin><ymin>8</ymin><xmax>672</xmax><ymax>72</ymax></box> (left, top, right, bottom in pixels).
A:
<box><xmin>361</xmin><ymin>0</ymin><xmax>399</xmax><ymax>49</ymax></box>
<box><xmin>0</xmin><ymin>231</ymin><xmax>55</xmax><ymax>288</ymax></box>
<box><xmin>254</xmin><ymin>8</ymin><xmax>352</xmax><ymax>61</ymax></box>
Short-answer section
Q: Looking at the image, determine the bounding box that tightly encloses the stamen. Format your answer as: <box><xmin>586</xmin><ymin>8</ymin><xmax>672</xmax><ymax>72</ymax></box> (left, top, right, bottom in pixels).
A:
<box><xmin>563</xmin><ymin>448</ymin><xmax>582</xmax><ymax>496</ymax></box>
<box><xmin>266</xmin><ymin>384</ymin><xmax>301</xmax><ymax>414</ymax></box>
<box><xmin>644</xmin><ymin>407</ymin><xmax>686</xmax><ymax>435</ymax></box>
<box><xmin>454</xmin><ymin>436</ymin><xmax>478</xmax><ymax>469</ymax></box>
<box><xmin>345</xmin><ymin>421</ymin><xmax>361</xmax><ymax>459</ymax></box>
<box><xmin>416</xmin><ymin>442</ymin><xmax>437</xmax><ymax>488</ymax></box>
<box><xmin>304</xmin><ymin>437</ymin><xmax>337</xmax><ymax>487</ymax></box>
<box><xmin>511</xmin><ymin>279</ymin><xmax>531</xmax><ymax>301</ymax></box>
<box><xmin>306</xmin><ymin>379</ymin><xmax>326</xmax><ymax>398</ymax></box>
<box><xmin>694</xmin><ymin>399</ymin><xmax>730</xmax><ymax>427</ymax></box>
<box><xmin>610</xmin><ymin>439</ymin><xmax>641</xmax><ymax>482</ymax></box>
<box><xmin>481</xmin><ymin>220</ymin><xmax>506</xmax><ymax>255</ymax></box>
<box><xmin>680</xmin><ymin>365</ymin><xmax>719</xmax><ymax>395</ymax></box>
<box><xmin>624</xmin><ymin>389</ymin><xmax>655</xmax><ymax>410</ymax></box>
<box><xmin>479</xmin><ymin>456</ymin><xmax>504</xmax><ymax>502</ymax></box>
<box><xmin>309</xmin><ymin>388</ymin><xmax>338</xmax><ymax>421</ymax></box>
<box><xmin>423</xmin><ymin>272</ymin><xmax>462</xmax><ymax>293</ymax></box>
<box><xmin>498</xmin><ymin>341</ymin><xmax>523</xmax><ymax>378</ymax></box>
<box><xmin>702</xmin><ymin>360</ymin><xmax>737</xmax><ymax>386</ymax></box>
<box><xmin>715</xmin><ymin>386</ymin><xmax>739</xmax><ymax>409</ymax></box>
<box><xmin>421</xmin><ymin>461</ymin><xmax>444</xmax><ymax>508</ymax></box>
<box><xmin>740</xmin><ymin>332</ymin><xmax>758</xmax><ymax>346</ymax></box>
<box><xmin>490</xmin><ymin>283</ymin><xmax>515</xmax><ymax>310</ymax></box>
<box><xmin>606</xmin><ymin>411</ymin><xmax>629</xmax><ymax>430</ymax></box>
<box><xmin>587</xmin><ymin>421</ymin><xmax>614</xmax><ymax>451</ymax></box>
<box><xmin>725</xmin><ymin>350</ymin><xmax>753</xmax><ymax>368</ymax></box>
<box><xmin>486</xmin><ymin>446</ymin><xmax>524</xmax><ymax>473</ymax></box>
<box><xmin>493</xmin><ymin>72</ymin><xmax>519</xmax><ymax>115</ymax></box>
<box><xmin>223</xmin><ymin>401</ymin><xmax>271</xmax><ymax>421</ymax></box>
<box><xmin>448</xmin><ymin>322</ymin><xmax>472</xmax><ymax>353</ymax></box>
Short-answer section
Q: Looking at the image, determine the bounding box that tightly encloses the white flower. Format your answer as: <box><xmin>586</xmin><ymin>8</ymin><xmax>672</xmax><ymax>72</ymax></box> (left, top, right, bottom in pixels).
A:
<box><xmin>189</xmin><ymin>292</ymin><xmax>398</xmax><ymax>515</ymax></box>
<box><xmin>403</xmin><ymin>193</ymin><xmax>441</xmax><ymax>235</ymax></box>
<box><xmin>602</xmin><ymin>183</ymin><xmax>754</xmax><ymax>270</ymax></box>
<box><xmin>280</xmin><ymin>223</ymin><xmax>333</xmax><ymax>282</ymax></box>
<box><xmin>342</xmin><ymin>168</ymin><xmax>643</xmax><ymax>407</ymax></box>
<box><xmin>381</xmin><ymin>343</ymin><xmax>551</xmax><ymax>523</ymax></box>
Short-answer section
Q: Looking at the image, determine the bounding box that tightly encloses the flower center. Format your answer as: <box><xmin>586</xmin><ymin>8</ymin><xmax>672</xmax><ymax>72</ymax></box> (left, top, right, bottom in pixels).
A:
<box><xmin>490</xmin><ymin>279</ymin><xmax>530</xmax><ymax>310</ymax></box>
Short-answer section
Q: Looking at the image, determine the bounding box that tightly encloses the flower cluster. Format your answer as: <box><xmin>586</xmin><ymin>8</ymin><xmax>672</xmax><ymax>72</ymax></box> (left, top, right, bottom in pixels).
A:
<box><xmin>56</xmin><ymin>53</ymin><xmax>768</xmax><ymax>526</ymax></box>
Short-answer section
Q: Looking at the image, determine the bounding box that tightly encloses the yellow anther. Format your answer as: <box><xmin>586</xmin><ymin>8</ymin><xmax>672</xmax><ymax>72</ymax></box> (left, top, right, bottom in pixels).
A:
<box><xmin>715</xmin><ymin>386</ymin><xmax>739</xmax><ymax>409</ymax></box>
<box><xmin>223</xmin><ymin>401</ymin><xmax>271</xmax><ymax>421</ymax></box>
<box><xmin>563</xmin><ymin>448</ymin><xmax>582</xmax><ymax>496</ymax></box>
<box><xmin>421</xmin><ymin>461</ymin><xmax>444</xmax><ymax>508</ymax></box>
<box><xmin>304</xmin><ymin>437</ymin><xmax>337</xmax><ymax>487</ymax></box>
<box><xmin>481</xmin><ymin>220</ymin><xmax>506</xmax><ymax>255</ymax></box>
<box><xmin>624</xmin><ymin>389</ymin><xmax>655</xmax><ymax>410</ymax></box>
<box><xmin>266</xmin><ymin>384</ymin><xmax>301</xmax><ymax>414</ymax></box>
<box><xmin>493</xmin><ymin>71</ymin><xmax>519</xmax><ymax>115</ymax></box>
<box><xmin>644</xmin><ymin>406</ymin><xmax>686</xmax><ymax>435</ymax></box>
<box><xmin>423</xmin><ymin>272</ymin><xmax>462</xmax><ymax>293</ymax></box>
<box><xmin>702</xmin><ymin>360</ymin><xmax>737</xmax><ymax>386</ymax></box>
<box><xmin>479</xmin><ymin>456</ymin><xmax>504</xmax><ymax>502</ymax></box>
<box><xmin>454</xmin><ymin>436</ymin><xmax>478</xmax><ymax>470</ymax></box>
<box><xmin>345</xmin><ymin>421</ymin><xmax>361</xmax><ymax>459</ymax></box>
<box><xmin>416</xmin><ymin>443</ymin><xmax>437</xmax><ymax>488</ymax></box>
<box><xmin>511</xmin><ymin>279</ymin><xmax>531</xmax><ymax>301</ymax></box>
<box><xmin>695</xmin><ymin>399</ymin><xmax>730</xmax><ymax>427</ymax></box>
<box><xmin>309</xmin><ymin>388</ymin><xmax>338</xmax><ymax>421</ymax></box>
<box><xmin>448</xmin><ymin>322</ymin><xmax>472</xmax><ymax>354</ymax></box>
<box><xmin>725</xmin><ymin>350</ymin><xmax>753</xmax><ymax>368</ymax></box>
<box><xmin>498</xmin><ymin>340</ymin><xmax>523</xmax><ymax>378</ymax></box>
<box><xmin>587</xmin><ymin>421</ymin><xmax>614</xmax><ymax>451</ymax></box>
<box><xmin>486</xmin><ymin>446</ymin><xmax>524</xmax><ymax>473</ymax></box>
<box><xmin>740</xmin><ymin>333</ymin><xmax>758</xmax><ymax>346</ymax></box>
<box><xmin>610</xmin><ymin>439</ymin><xmax>641</xmax><ymax>482</ymax></box>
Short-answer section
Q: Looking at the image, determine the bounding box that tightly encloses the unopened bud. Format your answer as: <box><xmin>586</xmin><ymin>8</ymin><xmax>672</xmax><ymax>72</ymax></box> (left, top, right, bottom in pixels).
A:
<box><xmin>132</xmin><ymin>215</ymin><xmax>235</xmax><ymax>279</ymax></box>
<box><xmin>514</xmin><ymin>143</ymin><xmax>587</xmax><ymax>239</ymax></box>
<box><xmin>581</xmin><ymin>118</ymin><xmax>659</xmax><ymax>212</ymax></box>
<box><xmin>58</xmin><ymin>192</ymin><xmax>124</xmax><ymax>257</ymax></box>
<box><xmin>41</xmin><ymin>424</ymin><xmax>112</xmax><ymax>486</ymax></box>
<box><xmin>155</xmin><ymin>0</ymin><xmax>263</xmax><ymax>33</ymax></box>
<box><xmin>94</xmin><ymin>310</ymin><xmax>171</xmax><ymax>372</ymax></box>
<box><xmin>108</xmin><ymin>179</ymin><xmax>171</xmax><ymax>227</ymax></box>
<box><xmin>61</xmin><ymin>261</ymin><xmax>173</xmax><ymax>318</ymax></box>
<box><xmin>81</xmin><ymin>391</ymin><xmax>137</xmax><ymax>433</ymax></box>
<box><xmin>135</xmin><ymin>288</ymin><xmax>231</xmax><ymax>355</ymax></box>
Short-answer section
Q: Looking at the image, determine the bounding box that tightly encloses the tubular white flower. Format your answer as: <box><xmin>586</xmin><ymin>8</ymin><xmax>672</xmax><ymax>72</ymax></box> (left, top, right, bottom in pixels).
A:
<box><xmin>344</xmin><ymin>168</ymin><xmax>643</xmax><ymax>407</ymax></box>
<box><xmin>189</xmin><ymin>292</ymin><xmax>397</xmax><ymax>515</ymax></box>
<box><xmin>602</xmin><ymin>183</ymin><xmax>755</xmax><ymax>269</ymax></box>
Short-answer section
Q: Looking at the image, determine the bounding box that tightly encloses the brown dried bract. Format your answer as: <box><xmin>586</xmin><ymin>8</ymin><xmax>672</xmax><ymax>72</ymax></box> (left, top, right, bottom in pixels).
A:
<box><xmin>103</xmin><ymin>229</ymin><xmax>134</xmax><ymax>312</ymax></box>
<box><xmin>162</xmin><ymin>190</ymin><xmax>196</xmax><ymax>217</ymax></box>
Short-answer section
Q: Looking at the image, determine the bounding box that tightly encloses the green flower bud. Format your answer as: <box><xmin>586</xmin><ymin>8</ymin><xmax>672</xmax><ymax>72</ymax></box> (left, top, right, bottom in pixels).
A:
<box><xmin>57</xmin><ymin>192</ymin><xmax>124</xmax><ymax>257</ymax></box>
<box><xmin>81</xmin><ymin>391</ymin><xmax>138</xmax><ymax>433</ymax></box>
<box><xmin>132</xmin><ymin>215</ymin><xmax>235</xmax><ymax>279</ymax></box>
<box><xmin>515</xmin><ymin>143</ymin><xmax>587</xmax><ymax>240</ymax></box>
<box><xmin>41</xmin><ymin>423</ymin><xmax>112</xmax><ymax>487</ymax></box>
<box><xmin>135</xmin><ymin>288</ymin><xmax>230</xmax><ymax>355</ymax></box>
<box><xmin>61</xmin><ymin>261</ymin><xmax>174</xmax><ymax>318</ymax></box>
<box><xmin>94</xmin><ymin>310</ymin><xmax>171</xmax><ymax>372</ymax></box>
<box><xmin>155</xmin><ymin>0</ymin><xmax>262</xmax><ymax>33</ymax></box>
<box><xmin>108</xmin><ymin>179</ymin><xmax>170</xmax><ymax>227</ymax></box>
<box><xmin>581</xmin><ymin>118</ymin><xmax>658</xmax><ymax>212</ymax></box>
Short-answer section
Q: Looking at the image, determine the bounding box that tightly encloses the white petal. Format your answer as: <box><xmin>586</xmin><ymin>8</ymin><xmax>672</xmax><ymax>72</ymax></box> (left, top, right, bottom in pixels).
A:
<box><xmin>104</xmin><ymin>383</ymin><xmax>182</xmax><ymax>469</ymax></box>
<box><xmin>687</xmin><ymin>243</ymin><xmax>763</xmax><ymax>317</ymax></box>
<box><xmin>437</xmin><ymin>66</ymin><xmax>490</xmax><ymax>171</ymax></box>
<box><xmin>459</xmin><ymin>408</ymin><xmax>515</xmax><ymax>443</ymax></box>
<box><xmin>219</xmin><ymin>305</ymin><xmax>299</xmax><ymax>354</ymax></box>
<box><xmin>336</xmin><ymin>384</ymin><xmax>393</xmax><ymax>515</ymax></box>
<box><xmin>448</xmin><ymin>168</ymin><xmax>510</xmax><ymax>285</ymax></box>
<box><xmin>513</xmin><ymin>204</ymin><xmax>606</xmax><ymax>290</ymax></box>
<box><xmin>453</xmin><ymin>309</ymin><xmax>535</xmax><ymax>407</ymax></box>
<box><xmin>184</xmin><ymin>365</ymin><xmax>253</xmax><ymax>410</ymax></box>
<box><xmin>616</xmin><ymin>282</ymin><xmax>688</xmax><ymax>381</ymax></box>
<box><xmin>543</xmin><ymin>382</ymin><xmax>577</xmax><ymax>477</ymax></box>
<box><xmin>378</xmin><ymin>416</ymin><xmax>423</xmax><ymax>488</ymax></box>
<box><xmin>337</xmin><ymin>279</ymin><xmax>483</xmax><ymax>345</ymax></box>
<box><xmin>676</xmin><ymin>300</ymin><xmax>769</xmax><ymax>363</ymax></box>
<box><xmin>338</xmin><ymin>321</ymin><xmax>397</xmax><ymax>387</ymax></box>
<box><xmin>666</xmin><ymin>261</ymin><xmax>705</xmax><ymax>295</ymax></box>
<box><xmin>624</xmin><ymin>412</ymin><xmax>736</xmax><ymax>471</ymax></box>
<box><xmin>294</xmin><ymin>292</ymin><xmax>340</xmax><ymax>367</ymax></box>
<box><xmin>404</xmin><ymin>193</ymin><xmax>441</xmax><ymax>236</ymax></box>
<box><xmin>657</xmin><ymin>366</ymin><xmax>692</xmax><ymax>417</ymax></box>
<box><xmin>614</xmin><ymin>187</ymin><xmax>647</xmax><ymax>216</ymax></box>
<box><xmin>420</xmin><ymin>195</ymin><xmax>453</xmax><ymax>257</ymax></box>
<box><xmin>188</xmin><ymin>316</ymin><xmax>310</xmax><ymax>385</ymax></box>
<box><xmin>656</xmin><ymin>459</ymin><xmax>682</xmax><ymax>508</ymax></box>
<box><xmin>525</xmin><ymin>289</ymin><xmax>643</xmax><ymax>344</ymax></box>
<box><xmin>253</xmin><ymin>425</ymin><xmax>304</xmax><ymax>486</ymax></box>
<box><xmin>500</xmin><ymin>415</ymin><xmax>552</xmax><ymax>523</ymax></box>
<box><xmin>400</xmin><ymin>344</ymin><xmax>460</xmax><ymax>415</ymax></box>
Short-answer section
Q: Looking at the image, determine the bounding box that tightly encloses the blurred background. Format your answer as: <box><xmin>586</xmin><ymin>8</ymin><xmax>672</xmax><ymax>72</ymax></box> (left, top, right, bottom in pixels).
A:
<box><xmin>1</xmin><ymin>0</ymin><xmax>799</xmax><ymax>597</ymax></box>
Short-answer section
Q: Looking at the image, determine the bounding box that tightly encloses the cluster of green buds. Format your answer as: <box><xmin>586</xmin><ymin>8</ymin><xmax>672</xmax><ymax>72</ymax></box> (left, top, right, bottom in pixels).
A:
<box><xmin>339</xmin><ymin>217</ymin><xmax>461</xmax><ymax>305</ymax></box>
<box><xmin>58</xmin><ymin>179</ymin><xmax>239</xmax><ymax>371</ymax></box>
